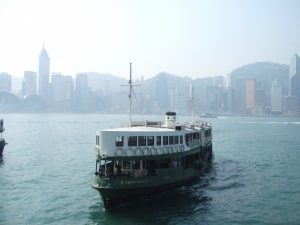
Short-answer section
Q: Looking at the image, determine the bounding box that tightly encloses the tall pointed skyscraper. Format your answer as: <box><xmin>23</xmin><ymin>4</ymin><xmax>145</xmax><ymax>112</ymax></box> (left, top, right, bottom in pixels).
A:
<box><xmin>38</xmin><ymin>45</ymin><xmax>50</xmax><ymax>99</ymax></box>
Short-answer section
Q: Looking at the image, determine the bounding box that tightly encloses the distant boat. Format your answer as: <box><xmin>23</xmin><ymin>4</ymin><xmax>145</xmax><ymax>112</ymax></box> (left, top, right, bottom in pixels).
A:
<box><xmin>90</xmin><ymin>64</ymin><xmax>214</xmax><ymax>210</ymax></box>
<box><xmin>200</xmin><ymin>113</ymin><xmax>218</xmax><ymax>118</ymax></box>
<box><xmin>0</xmin><ymin>119</ymin><xmax>7</xmax><ymax>158</ymax></box>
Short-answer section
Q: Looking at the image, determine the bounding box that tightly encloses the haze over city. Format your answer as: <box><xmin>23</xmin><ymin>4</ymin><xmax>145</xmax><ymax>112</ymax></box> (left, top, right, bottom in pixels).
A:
<box><xmin>0</xmin><ymin>0</ymin><xmax>300</xmax><ymax>79</ymax></box>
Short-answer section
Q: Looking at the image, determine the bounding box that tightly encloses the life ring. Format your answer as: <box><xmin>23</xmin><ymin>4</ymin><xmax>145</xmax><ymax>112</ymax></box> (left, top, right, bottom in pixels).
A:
<box><xmin>157</xmin><ymin>147</ymin><xmax>163</xmax><ymax>155</ymax></box>
<box><xmin>134</xmin><ymin>147</ymin><xmax>142</xmax><ymax>156</ymax></box>
<box><xmin>115</xmin><ymin>148</ymin><xmax>123</xmax><ymax>156</ymax></box>
<box><xmin>143</xmin><ymin>147</ymin><xmax>150</xmax><ymax>155</ymax></box>
<box><xmin>174</xmin><ymin>145</ymin><xmax>179</xmax><ymax>153</ymax></box>
<box><xmin>150</xmin><ymin>147</ymin><xmax>157</xmax><ymax>155</ymax></box>
<box><xmin>168</xmin><ymin>146</ymin><xmax>173</xmax><ymax>154</ymax></box>
<box><xmin>180</xmin><ymin>145</ymin><xmax>184</xmax><ymax>152</ymax></box>
<box><xmin>192</xmin><ymin>140</ymin><xmax>196</xmax><ymax>148</ymax></box>
<box><xmin>163</xmin><ymin>146</ymin><xmax>168</xmax><ymax>154</ymax></box>
<box><xmin>126</xmin><ymin>148</ymin><xmax>133</xmax><ymax>156</ymax></box>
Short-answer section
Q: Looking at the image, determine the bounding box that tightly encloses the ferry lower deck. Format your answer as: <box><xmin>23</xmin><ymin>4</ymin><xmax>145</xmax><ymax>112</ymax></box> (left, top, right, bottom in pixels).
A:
<box><xmin>91</xmin><ymin>143</ymin><xmax>213</xmax><ymax>209</ymax></box>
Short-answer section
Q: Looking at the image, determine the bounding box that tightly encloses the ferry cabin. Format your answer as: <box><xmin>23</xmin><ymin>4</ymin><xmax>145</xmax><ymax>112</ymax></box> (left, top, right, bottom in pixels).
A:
<box><xmin>94</xmin><ymin>122</ymin><xmax>212</xmax><ymax>179</ymax></box>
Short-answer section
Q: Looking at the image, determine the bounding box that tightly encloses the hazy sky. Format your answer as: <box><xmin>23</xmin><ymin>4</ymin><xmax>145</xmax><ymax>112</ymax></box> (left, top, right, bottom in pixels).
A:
<box><xmin>0</xmin><ymin>0</ymin><xmax>299</xmax><ymax>79</ymax></box>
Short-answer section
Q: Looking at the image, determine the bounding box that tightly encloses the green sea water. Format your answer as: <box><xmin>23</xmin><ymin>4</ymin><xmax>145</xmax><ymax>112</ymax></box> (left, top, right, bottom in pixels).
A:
<box><xmin>1</xmin><ymin>114</ymin><xmax>300</xmax><ymax>225</ymax></box>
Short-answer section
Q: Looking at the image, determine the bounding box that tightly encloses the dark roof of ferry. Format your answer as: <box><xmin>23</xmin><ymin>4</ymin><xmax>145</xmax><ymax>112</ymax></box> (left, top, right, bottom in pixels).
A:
<box><xmin>166</xmin><ymin>112</ymin><xmax>176</xmax><ymax>116</ymax></box>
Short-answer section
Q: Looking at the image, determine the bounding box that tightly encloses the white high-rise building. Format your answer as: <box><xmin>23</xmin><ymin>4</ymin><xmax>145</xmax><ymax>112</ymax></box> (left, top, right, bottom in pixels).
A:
<box><xmin>22</xmin><ymin>71</ymin><xmax>37</xmax><ymax>96</ymax></box>
<box><xmin>174</xmin><ymin>83</ymin><xmax>189</xmax><ymax>114</ymax></box>
<box><xmin>271</xmin><ymin>80</ymin><xmax>282</xmax><ymax>113</ymax></box>
<box><xmin>38</xmin><ymin>46</ymin><xmax>50</xmax><ymax>99</ymax></box>
<box><xmin>51</xmin><ymin>73</ymin><xmax>73</xmax><ymax>101</ymax></box>
<box><xmin>75</xmin><ymin>73</ymin><xmax>90</xmax><ymax>111</ymax></box>
<box><xmin>0</xmin><ymin>73</ymin><xmax>12</xmax><ymax>92</ymax></box>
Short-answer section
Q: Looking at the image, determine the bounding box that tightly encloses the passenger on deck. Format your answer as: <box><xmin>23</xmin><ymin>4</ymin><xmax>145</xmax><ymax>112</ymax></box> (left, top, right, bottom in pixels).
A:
<box><xmin>116</xmin><ymin>164</ymin><xmax>121</xmax><ymax>176</ymax></box>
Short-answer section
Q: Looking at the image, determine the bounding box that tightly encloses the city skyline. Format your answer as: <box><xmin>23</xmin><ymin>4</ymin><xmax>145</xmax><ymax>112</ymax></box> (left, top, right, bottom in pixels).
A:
<box><xmin>0</xmin><ymin>0</ymin><xmax>300</xmax><ymax>79</ymax></box>
<box><xmin>1</xmin><ymin>51</ymin><xmax>299</xmax><ymax>116</ymax></box>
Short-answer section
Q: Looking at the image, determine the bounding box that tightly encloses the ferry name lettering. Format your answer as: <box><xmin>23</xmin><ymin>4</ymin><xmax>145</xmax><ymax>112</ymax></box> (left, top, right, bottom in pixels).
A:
<box><xmin>121</xmin><ymin>179</ymin><xmax>150</xmax><ymax>185</ymax></box>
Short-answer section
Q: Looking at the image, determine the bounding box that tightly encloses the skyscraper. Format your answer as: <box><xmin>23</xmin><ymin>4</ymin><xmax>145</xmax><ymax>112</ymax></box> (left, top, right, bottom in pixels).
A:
<box><xmin>51</xmin><ymin>73</ymin><xmax>73</xmax><ymax>101</ymax></box>
<box><xmin>155</xmin><ymin>74</ymin><xmax>169</xmax><ymax>112</ymax></box>
<box><xmin>245</xmin><ymin>79</ymin><xmax>256</xmax><ymax>113</ymax></box>
<box><xmin>289</xmin><ymin>54</ymin><xmax>300</xmax><ymax>96</ymax></box>
<box><xmin>22</xmin><ymin>71</ymin><xmax>37</xmax><ymax>96</ymax></box>
<box><xmin>75</xmin><ymin>73</ymin><xmax>90</xmax><ymax>111</ymax></box>
<box><xmin>271</xmin><ymin>80</ymin><xmax>282</xmax><ymax>114</ymax></box>
<box><xmin>0</xmin><ymin>73</ymin><xmax>12</xmax><ymax>92</ymax></box>
<box><xmin>231</xmin><ymin>76</ymin><xmax>246</xmax><ymax>113</ymax></box>
<box><xmin>289</xmin><ymin>54</ymin><xmax>300</xmax><ymax>112</ymax></box>
<box><xmin>38</xmin><ymin>46</ymin><xmax>50</xmax><ymax>99</ymax></box>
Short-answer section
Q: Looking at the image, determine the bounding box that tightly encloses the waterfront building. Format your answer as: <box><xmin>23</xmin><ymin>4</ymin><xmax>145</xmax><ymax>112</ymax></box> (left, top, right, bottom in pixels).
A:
<box><xmin>194</xmin><ymin>78</ymin><xmax>206</xmax><ymax>113</ymax></box>
<box><xmin>75</xmin><ymin>73</ymin><xmax>90</xmax><ymax>112</ymax></box>
<box><xmin>284</xmin><ymin>96</ymin><xmax>298</xmax><ymax>116</ymax></box>
<box><xmin>289</xmin><ymin>54</ymin><xmax>300</xmax><ymax>113</ymax></box>
<box><xmin>173</xmin><ymin>83</ymin><xmax>189</xmax><ymax>114</ymax></box>
<box><xmin>155</xmin><ymin>75</ymin><xmax>169</xmax><ymax>113</ymax></box>
<box><xmin>205</xmin><ymin>85</ymin><xmax>223</xmax><ymax>113</ymax></box>
<box><xmin>289</xmin><ymin>54</ymin><xmax>300</xmax><ymax>96</ymax></box>
<box><xmin>271</xmin><ymin>80</ymin><xmax>282</xmax><ymax>114</ymax></box>
<box><xmin>22</xmin><ymin>71</ymin><xmax>37</xmax><ymax>96</ymax></box>
<box><xmin>223</xmin><ymin>88</ymin><xmax>234</xmax><ymax>113</ymax></box>
<box><xmin>0</xmin><ymin>73</ymin><xmax>12</xmax><ymax>93</ymax></box>
<box><xmin>245</xmin><ymin>79</ymin><xmax>256</xmax><ymax>113</ymax></box>
<box><xmin>38</xmin><ymin>46</ymin><xmax>50</xmax><ymax>100</ymax></box>
<box><xmin>255</xmin><ymin>89</ymin><xmax>266</xmax><ymax>107</ymax></box>
<box><xmin>231</xmin><ymin>76</ymin><xmax>246</xmax><ymax>113</ymax></box>
<box><xmin>51</xmin><ymin>73</ymin><xmax>73</xmax><ymax>102</ymax></box>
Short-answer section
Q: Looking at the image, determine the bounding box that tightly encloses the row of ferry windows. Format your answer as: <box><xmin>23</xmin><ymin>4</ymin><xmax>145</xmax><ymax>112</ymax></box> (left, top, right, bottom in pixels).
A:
<box><xmin>115</xmin><ymin>135</ymin><xmax>184</xmax><ymax>147</ymax></box>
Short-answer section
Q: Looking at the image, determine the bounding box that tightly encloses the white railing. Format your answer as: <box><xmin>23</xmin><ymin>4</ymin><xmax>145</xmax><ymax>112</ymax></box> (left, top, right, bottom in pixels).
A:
<box><xmin>114</xmin><ymin>145</ymin><xmax>185</xmax><ymax>157</ymax></box>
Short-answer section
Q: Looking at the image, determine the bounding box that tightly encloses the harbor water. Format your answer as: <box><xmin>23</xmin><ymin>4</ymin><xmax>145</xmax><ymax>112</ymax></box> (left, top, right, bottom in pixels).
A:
<box><xmin>0</xmin><ymin>114</ymin><xmax>300</xmax><ymax>225</ymax></box>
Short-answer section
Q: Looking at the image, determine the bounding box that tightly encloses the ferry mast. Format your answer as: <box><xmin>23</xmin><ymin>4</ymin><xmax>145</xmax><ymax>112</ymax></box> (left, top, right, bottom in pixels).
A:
<box><xmin>129</xmin><ymin>62</ymin><xmax>132</xmax><ymax>127</ymax></box>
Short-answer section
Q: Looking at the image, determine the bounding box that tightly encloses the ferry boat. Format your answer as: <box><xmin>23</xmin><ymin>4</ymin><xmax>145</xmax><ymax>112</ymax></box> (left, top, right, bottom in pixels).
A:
<box><xmin>0</xmin><ymin>119</ymin><xmax>7</xmax><ymax>158</ymax></box>
<box><xmin>200</xmin><ymin>112</ymin><xmax>218</xmax><ymax>118</ymax></box>
<box><xmin>90</xmin><ymin>64</ymin><xmax>213</xmax><ymax>209</ymax></box>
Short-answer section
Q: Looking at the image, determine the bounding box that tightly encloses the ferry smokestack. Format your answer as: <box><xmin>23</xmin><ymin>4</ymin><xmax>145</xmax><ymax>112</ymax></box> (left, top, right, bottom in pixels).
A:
<box><xmin>165</xmin><ymin>112</ymin><xmax>176</xmax><ymax>128</ymax></box>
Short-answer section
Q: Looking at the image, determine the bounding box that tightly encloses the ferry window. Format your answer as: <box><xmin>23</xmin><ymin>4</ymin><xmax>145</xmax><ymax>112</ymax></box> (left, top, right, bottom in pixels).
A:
<box><xmin>180</xmin><ymin>135</ymin><xmax>183</xmax><ymax>144</ymax></box>
<box><xmin>197</xmin><ymin>132</ymin><xmax>200</xmax><ymax>139</ymax></box>
<box><xmin>156</xmin><ymin>136</ymin><xmax>161</xmax><ymax>146</ymax></box>
<box><xmin>189</xmin><ymin>133</ymin><xmax>193</xmax><ymax>140</ymax></box>
<box><xmin>205</xmin><ymin>130</ymin><xmax>209</xmax><ymax>137</ymax></box>
<box><xmin>128</xmin><ymin>136</ymin><xmax>137</xmax><ymax>146</ymax></box>
<box><xmin>169</xmin><ymin>136</ymin><xmax>174</xmax><ymax>145</ymax></box>
<box><xmin>115</xmin><ymin>136</ymin><xmax>123</xmax><ymax>147</ymax></box>
<box><xmin>133</xmin><ymin>161</ymin><xmax>140</xmax><ymax>169</ymax></box>
<box><xmin>147</xmin><ymin>136</ymin><xmax>154</xmax><ymax>146</ymax></box>
<box><xmin>163</xmin><ymin>136</ymin><xmax>168</xmax><ymax>145</ymax></box>
<box><xmin>185</xmin><ymin>134</ymin><xmax>189</xmax><ymax>143</ymax></box>
<box><xmin>193</xmin><ymin>133</ymin><xmax>197</xmax><ymax>139</ymax></box>
<box><xmin>123</xmin><ymin>161</ymin><xmax>131</xmax><ymax>169</ymax></box>
<box><xmin>138</xmin><ymin>136</ymin><xmax>147</xmax><ymax>146</ymax></box>
<box><xmin>175</xmin><ymin>136</ymin><xmax>179</xmax><ymax>144</ymax></box>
